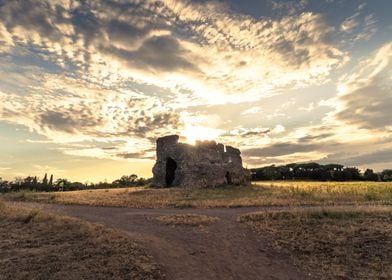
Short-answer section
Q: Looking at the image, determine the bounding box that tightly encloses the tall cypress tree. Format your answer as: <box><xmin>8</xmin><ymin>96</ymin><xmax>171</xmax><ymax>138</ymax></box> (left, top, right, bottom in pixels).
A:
<box><xmin>42</xmin><ymin>173</ymin><xmax>48</xmax><ymax>185</ymax></box>
<box><xmin>49</xmin><ymin>174</ymin><xmax>53</xmax><ymax>186</ymax></box>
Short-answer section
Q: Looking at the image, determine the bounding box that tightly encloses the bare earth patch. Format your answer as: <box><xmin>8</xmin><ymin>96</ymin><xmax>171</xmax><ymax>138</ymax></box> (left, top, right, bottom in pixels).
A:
<box><xmin>0</xmin><ymin>201</ymin><xmax>163</xmax><ymax>280</ymax></box>
<box><xmin>238</xmin><ymin>207</ymin><xmax>392</xmax><ymax>280</ymax></box>
<box><xmin>26</xmin><ymin>202</ymin><xmax>308</xmax><ymax>279</ymax></box>
<box><xmin>156</xmin><ymin>214</ymin><xmax>219</xmax><ymax>226</ymax></box>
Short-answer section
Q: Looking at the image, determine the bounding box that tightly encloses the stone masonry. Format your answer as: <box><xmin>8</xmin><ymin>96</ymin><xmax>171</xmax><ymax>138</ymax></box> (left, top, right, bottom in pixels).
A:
<box><xmin>152</xmin><ymin>135</ymin><xmax>251</xmax><ymax>188</ymax></box>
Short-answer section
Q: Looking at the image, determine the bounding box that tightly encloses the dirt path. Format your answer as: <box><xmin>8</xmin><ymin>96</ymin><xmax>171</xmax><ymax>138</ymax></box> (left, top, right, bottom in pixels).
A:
<box><xmin>16</xmin><ymin>203</ymin><xmax>329</xmax><ymax>280</ymax></box>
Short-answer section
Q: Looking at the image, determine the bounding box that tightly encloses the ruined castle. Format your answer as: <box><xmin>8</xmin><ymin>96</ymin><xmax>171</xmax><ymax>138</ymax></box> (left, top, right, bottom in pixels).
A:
<box><xmin>152</xmin><ymin>135</ymin><xmax>251</xmax><ymax>188</ymax></box>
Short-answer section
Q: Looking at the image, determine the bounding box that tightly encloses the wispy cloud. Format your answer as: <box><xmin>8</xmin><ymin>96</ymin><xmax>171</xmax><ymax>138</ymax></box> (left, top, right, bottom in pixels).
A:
<box><xmin>341</xmin><ymin>13</ymin><xmax>360</xmax><ymax>33</ymax></box>
<box><xmin>332</xmin><ymin>42</ymin><xmax>392</xmax><ymax>130</ymax></box>
<box><xmin>0</xmin><ymin>167</ymin><xmax>12</xmax><ymax>171</ymax></box>
<box><xmin>0</xmin><ymin>0</ymin><xmax>348</xmax><ymax>105</ymax></box>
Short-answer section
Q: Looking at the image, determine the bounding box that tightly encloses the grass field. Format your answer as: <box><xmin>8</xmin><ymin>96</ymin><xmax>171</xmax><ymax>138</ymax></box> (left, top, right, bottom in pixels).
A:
<box><xmin>2</xmin><ymin>181</ymin><xmax>392</xmax><ymax>208</ymax></box>
<box><xmin>239</xmin><ymin>207</ymin><xmax>392</xmax><ymax>280</ymax></box>
<box><xmin>2</xmin><ymin>183</ymin><xmax>392</xmax><ymax>280</ymax></box>
<box><xmin>0</xmin><ymin>200</ymin><xmax>162</xmax><ymax>280</ymax></box>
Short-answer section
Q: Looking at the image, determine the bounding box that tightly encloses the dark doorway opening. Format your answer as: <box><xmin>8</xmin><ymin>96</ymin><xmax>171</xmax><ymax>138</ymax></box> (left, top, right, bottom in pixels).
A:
<box><xmin>225</xmin><ymin>171</ymin><xmax>232</xmax><ymax>184</ymax></box>
<box><xmin>165</xmin><ymin>157</ymin><xmax>177</xmax><ymax>186</ymax></box>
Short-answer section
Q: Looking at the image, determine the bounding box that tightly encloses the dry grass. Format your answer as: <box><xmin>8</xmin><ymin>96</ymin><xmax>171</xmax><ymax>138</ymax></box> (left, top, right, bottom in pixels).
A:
<box><xmin>156</xmin><ymin>214</ymin><xmax>219</xmax><ymax>226</ymax></box>
<box><xmin>238</xmin><ymin>207</ymin><xmax>392</xmax><ymax>280</ymax></box>
<box><xmin>0</xmin><ymin>200</ymin><xmax>163</xmax><ymax>280</ymax></box>
<box><xmin>2</xmin><ymin>181</ymin><xmax>392</xmax><ymax>208</ymax></box>
<box><xmin>256</xmin><ymin>181</ymin><xmax>392</xmax><ymax>202</ymax></box>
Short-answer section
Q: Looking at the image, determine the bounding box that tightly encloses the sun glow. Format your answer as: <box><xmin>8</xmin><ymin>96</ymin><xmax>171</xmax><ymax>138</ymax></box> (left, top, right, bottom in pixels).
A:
<box><xmin>182</xmin><ymin>126</ymin><xmax>222</xmax><ymax>144</ymax></box>
<box><xmin>337</xmin><ymin>84</ymin><xmax>348</xmax><ymax>95</ymax></box>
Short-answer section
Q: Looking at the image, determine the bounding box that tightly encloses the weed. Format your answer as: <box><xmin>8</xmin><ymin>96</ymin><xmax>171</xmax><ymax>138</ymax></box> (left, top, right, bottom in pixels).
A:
<box><xmin>23</xmin><ymin>210</ymin><xmax>39</xmax><ymax>224</ymax></box>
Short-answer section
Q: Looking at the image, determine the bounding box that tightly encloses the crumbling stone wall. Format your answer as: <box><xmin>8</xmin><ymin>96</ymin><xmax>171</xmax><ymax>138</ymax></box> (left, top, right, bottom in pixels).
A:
<box><xmin>152</xmin><ymin>135</ymin><xmax>251</xmax><ymax>188</ymax></box>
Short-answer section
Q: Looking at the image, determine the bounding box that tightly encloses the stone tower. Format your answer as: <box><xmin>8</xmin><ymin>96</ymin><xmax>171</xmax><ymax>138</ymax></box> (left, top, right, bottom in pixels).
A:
<box><xmin>152</xmin><ymin>135</ymin><xmax>251</xmax><ymax>188</ymax></box>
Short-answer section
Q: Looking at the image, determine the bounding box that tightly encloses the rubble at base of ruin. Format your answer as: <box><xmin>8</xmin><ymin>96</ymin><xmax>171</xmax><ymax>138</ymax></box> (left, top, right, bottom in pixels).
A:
<box><xmin>152</xmin><ymin>135</ymin><xmax>251</xmax><ymax>188</ymax></box>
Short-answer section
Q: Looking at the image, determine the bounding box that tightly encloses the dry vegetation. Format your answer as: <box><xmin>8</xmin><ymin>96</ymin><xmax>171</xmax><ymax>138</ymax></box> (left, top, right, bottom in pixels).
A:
<box><xmin>3</xmin><ymin>181</ymin><xmax>392</xmax><ymax>208</ymax></box>
<box><xmin>156</xmin><ymin>214</ymin><xmax>219</xmax><ymax>226</ymax></box>
<box><xmin>238</xmin><ymin>207</ymin><xmax>392</xmax><ymax>280</ymax></box>
<box><xmin>0</xmin><ymin>200</ymin><xmax>163</xmax><ymax>280</ymax></box>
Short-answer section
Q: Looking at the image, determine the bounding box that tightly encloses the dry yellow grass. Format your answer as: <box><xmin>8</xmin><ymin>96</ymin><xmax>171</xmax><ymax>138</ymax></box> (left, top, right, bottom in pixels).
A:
<box><xmin>156</xmin><ymin>214</ymin><xmax>219</xmax><ymax>226</ymax></box>
<box><xmin>2</xmin><ymin>181</ymin><xmax>392</xmax><ymax>208</ymax></box>
<box><xmin>0</xmin><ymin>201</ymin><xmax>163</xmax><ymax>280</ymax></box>
<box><xmin>256</xmin><ymin>181</ymin><xmax>392</xmax><ymax>202</ymax></box>
<box><xmin>238</xmin><ymin>207</ymin><xmax>392</xmax><ymax>280</ymax></box>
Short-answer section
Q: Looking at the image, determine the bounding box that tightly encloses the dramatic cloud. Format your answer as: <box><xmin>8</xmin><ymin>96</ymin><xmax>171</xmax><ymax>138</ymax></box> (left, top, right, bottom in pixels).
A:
<box><xmin>105</xmin><ymin>35</ymin><xmax>198</xmax><ymax>73</ymax></box>
<box><xmin>333</xmin><ymin>43</ymin><xmax>392</xmax><ymax>130</ymax></box>
<box><xmin>0</xmin><ymin>0</ymin><xmax>348</xmax><ymax>106</ymax></box>
<box><xmin>0</xmin><ymin>89</ymin><xmax>181</xmax><ymax>139</ymax></box>
<box><xmin>243</xmin><ymin>143</ymin><xmax>323</xmax><ymax>157</ymax></box>
<box><xmin>236</xmin><ymin>41</ymin><xmax>392</xmax><ymax>167</ymax></box>
<box><xmin>321</xmin><ymin>148</ymin><xmax>392</xmax><ymax>166</ymax></box>
<box><xmin>0</xmin><ymin>72</ymin><xmax>182</xmax><ymax>159</ymax></box>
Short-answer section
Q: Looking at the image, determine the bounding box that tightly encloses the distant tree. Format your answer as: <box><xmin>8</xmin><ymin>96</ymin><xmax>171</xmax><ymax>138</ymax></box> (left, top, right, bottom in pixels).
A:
<box><xmin>312</xmin><ymin>168</ymin><xmax>330</xmax><ymax>181</ymax></box>
<box><xmin>0</xmin><ymin>178</ymin><xmax>10</xmax><ymax>192</ymax></box>
<box><xmin>42</xmin><ymin>173</ymin><xmax>48</xmax><ymax>185</ymax></box>
<box><xmin>342</xmin><ymin>167</ymin><xmax>361</xmax><ymax>181</ymax></box>
<box><xmin>48</xmin><ymin>174</ymin><xmax>53</xmax><ymax>186</ymax></box>
<box><xmin>279</xmin><ymin>166</ymin><xmax>292</xmax><ymax>180</ymax></box>
<box><xmin>69</xmin><ymin>182</ymin><xmax>85</xmax><ymax>191</ymax></box>
<box><xmin>13</xmin><ymin>177</ymin><xmax>24</xmax><ymax>185</ymax></box>
<box><xmin>23</xmin><ymin>176</ymin><xmax>35</xmax><ymax>185</ymax></box>
<box><xmin>251</xmin><ymin>163</ymin><xmax>369</xmax><ymax>181</ymax></box>
<box><xmin>381</xmin><ymin>169</ymin><xmax>392</xmax><ymax>181</ymax></box>
<box><xmin>1</xmin><ymin>174</ymin><xmax>152</xmax><ymax>192</ymax></box>
<box><xmin>324</xmin><ymin>164</ymin><xmax>344</xmax><ymax>171</ymax></box>
<box><xmin>112</xmin><ymin>174</ymin><xmax>139</xmax><ymax>186</ymax></box>
<box><xmin>55</xmin><ymin>178</ymin><xmax>71</xmax><ymax>191</ymax></box>
<box><xmin>364</xmin><ymin>169</ymin><xmax>379</xmax><ymax>181</ymax></box>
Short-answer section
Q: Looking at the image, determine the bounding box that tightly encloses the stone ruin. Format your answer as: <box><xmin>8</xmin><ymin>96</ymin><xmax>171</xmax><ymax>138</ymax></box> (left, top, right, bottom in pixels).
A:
<box><xmin>152</xmin><ymin>135</ymin><xmax>251</xmax><ymax>188</ymax></box>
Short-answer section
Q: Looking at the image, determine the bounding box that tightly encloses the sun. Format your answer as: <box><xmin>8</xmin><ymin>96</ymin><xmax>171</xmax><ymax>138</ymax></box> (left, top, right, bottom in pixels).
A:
<box><xmin>337</xmin><ymin>84</ymin><xmax>348</xmax><ymax>95</ymax></box>
<box><xmin>182</xmin><ymin>126</ymin><xmax>222</xmax><ymax>144</ymax></box>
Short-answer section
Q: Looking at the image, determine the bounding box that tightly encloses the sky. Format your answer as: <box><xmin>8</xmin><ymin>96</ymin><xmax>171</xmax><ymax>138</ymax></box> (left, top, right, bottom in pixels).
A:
<box><xmin>0</xmin><ymin>0</ymin><xmax>391</xmax><ymax>182</ymax></box>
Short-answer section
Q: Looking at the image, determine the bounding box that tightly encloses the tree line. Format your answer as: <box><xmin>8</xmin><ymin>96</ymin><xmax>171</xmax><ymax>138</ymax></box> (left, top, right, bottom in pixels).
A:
<box><xmin>0</xmin><ymin>173</ymin><xmax>152</xmax><ymax>193</ymax></box>
<box><xmin>250</xmin><ymin>163</ymin><xmax>392</xmax><ymax>182</ymax></box>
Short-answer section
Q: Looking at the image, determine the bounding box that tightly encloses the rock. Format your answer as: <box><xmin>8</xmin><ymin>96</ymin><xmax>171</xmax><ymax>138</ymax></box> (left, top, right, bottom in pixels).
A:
<box><xmin>152</xmin><ymin>135</ymin><xmax>251</xmax><ymax>188</ymax></box>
